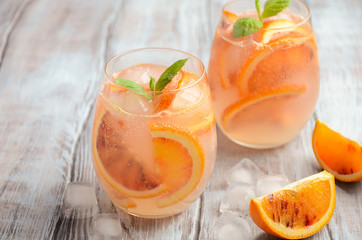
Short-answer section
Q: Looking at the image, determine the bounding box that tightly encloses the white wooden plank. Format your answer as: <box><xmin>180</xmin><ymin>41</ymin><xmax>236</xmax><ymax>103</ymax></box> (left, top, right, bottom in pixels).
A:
<box><xmin>0</xmin><ymin>0</ymin><xmax>361</xmax><ymax>239</ymax></box>
<box><xmin>0</xmin><ymin>0</ymin><xmax>119</xmax><ymax>238</ymax></box>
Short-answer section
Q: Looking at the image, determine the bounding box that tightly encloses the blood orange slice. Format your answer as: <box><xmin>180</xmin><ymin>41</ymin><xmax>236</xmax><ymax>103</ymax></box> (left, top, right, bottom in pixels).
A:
<box><xmin>259</xmin><ymin>19</ymin><xmax>309</xmax><ymax>44</ymax></box>
<box><xmin>92</xmin><ymin>108</ymin><xmax>205</xmax><ymax>208</ymax></box>
<box><xmin>237</xmin><ymin>20</ymin><xmax>316</xmax><ymax>95</ymax></box>
<box><xmin>154</xmin><ymin>69</ymin><xmax>186</xmax><ymax>112</ymax></box>
<box><xmin>249</xmin><ymin>171</ymin><xmax>336</xmax><ymax>239</ymax></box>
<box><xmin>149</xmin><ymin>123</ymin><xmax>205</xmax><ymax>207</ymax></box>
<box><xmin>92</xmin><ymin>108</ymin><xmax>165</xmax><ymax>200</ymax></box>
<box><xmin>222</xmin><ymin>85</ymin><xmax>306</xmax><ymax>131</ymax></box>
<box><xmin>312</xmin><ymin>120</ymin><xmax>362</xmax><ymax>182</ymax></box>
<box><xmin>223</xmin><ymin>10</ymin><xmax>238</xmax><ymax>22</ymax></box>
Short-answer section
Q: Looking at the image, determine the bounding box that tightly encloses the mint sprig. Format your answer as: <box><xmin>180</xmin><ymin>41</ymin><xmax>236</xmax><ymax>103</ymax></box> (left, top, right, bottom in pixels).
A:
<box><xmin>115</xmin><ymin>58</ymin><xmax>188</xmax><ymax>100</ymax></box>
<box><xmin>155</xmin><ymin>58</ymin><xmax>188</xmax><ymax>92</ymax></box>
<box><xmin>262</xmin><ymin>0</ymin><xmax>290</xmax><ymax>19</ymax></box>
<box><xmin>115</xmin><ymin>78</ymin><xmax>152</xmax><ymax>100</ymax></box>
<box><xmin>232</xmin><ymin>0</ymin><xmax>290</xmax><ymax>38</ymax></box>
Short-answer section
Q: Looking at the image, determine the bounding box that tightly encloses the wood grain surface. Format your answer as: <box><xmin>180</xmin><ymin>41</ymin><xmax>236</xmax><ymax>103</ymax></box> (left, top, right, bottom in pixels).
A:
<box><xmin>0</xmin><ymin>0</ymin><xmax>361</xmax><ymax>239</ymax></box>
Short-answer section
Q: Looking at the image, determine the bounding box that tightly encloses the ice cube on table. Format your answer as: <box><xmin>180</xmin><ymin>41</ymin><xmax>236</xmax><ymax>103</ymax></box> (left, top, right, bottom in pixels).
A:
<box><xmin>220</xmin><ymin>185</ymin><xmax>255</xmax><ymax>215</ymax></box>
<box><xmin>91</xmin><ymin>213</ymin><xmax>122</xmax><ymax>240</ymax></box>
<box><xmin>226</xmin><ymin>158</ymin><xmax>264</xmax><ymax>186</ymax></box>
<box><xmin>214</xmin><ymin>212</ymin><xmax>252</xmax><ymax>240</ymax></box>
<box><xmin>63</xmin><ymin>182</ymin><xmax>99</xmax><ymax>219</ymax></box>
<box><xmin>256</xmin><ymin>175</ymin><xmax>289</xmax><ymax>196</ymax></box>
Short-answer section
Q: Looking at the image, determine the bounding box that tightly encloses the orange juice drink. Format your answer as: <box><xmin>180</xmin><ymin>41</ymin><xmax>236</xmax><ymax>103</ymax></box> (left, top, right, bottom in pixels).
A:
<box><xmin>92</xmin><ymin>48</ymin><xmax>217</xmax><ymax>218</ymax></box>
<box><xmin>208</xmin><ymin>0</ymin><xmax>319</xmax><ymax>148</ymax></box>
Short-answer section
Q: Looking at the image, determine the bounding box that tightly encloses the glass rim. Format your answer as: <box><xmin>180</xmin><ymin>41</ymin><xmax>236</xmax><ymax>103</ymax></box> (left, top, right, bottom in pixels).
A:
<box><xmin>222</xmin><ymin>0</ymin><xmax>311</xmax><ymax>31</ymax></box>
<box><xmin>104</xmin><ymin>47</ymin><xmax>206</xmax><ymax>94</ymax></box>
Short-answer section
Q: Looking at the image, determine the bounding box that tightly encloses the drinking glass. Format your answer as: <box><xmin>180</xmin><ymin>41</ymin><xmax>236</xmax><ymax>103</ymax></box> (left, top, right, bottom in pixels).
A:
<box><xmin>92</xmin><ymin>48</ymin><xmax>217</xmax><ymax>218</ymax></box>
<box><xmin>208</xmin><ymin>0</ymin><xmax>319</xmax><ymax>148</ymax></box>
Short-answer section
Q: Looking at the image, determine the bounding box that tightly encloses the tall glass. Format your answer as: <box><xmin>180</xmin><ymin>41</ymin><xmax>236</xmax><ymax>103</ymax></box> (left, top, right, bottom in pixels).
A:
<box><xmin>91</xmin><ymin>48</ymin><xmax>217</xmax><ymax>218</ymax></box>
<box><xmin>208</xmin><ymin>0</ymin><xmax>319</xmax><ymax>148</ymax></box>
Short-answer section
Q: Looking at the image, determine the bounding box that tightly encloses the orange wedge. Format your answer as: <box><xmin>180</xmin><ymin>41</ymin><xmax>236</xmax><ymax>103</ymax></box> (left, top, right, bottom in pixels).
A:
<box><xmin>250</xmin><ymin>171</ymin><xmax>336</xmax><ymax>239</ymax></box>
<box><xmin>223</xmin><ymin>10</ymin><xmax>238</xmax><ymax>22</ymax></box>
<box><xmin>238</xmin><ymin>20</ymin><xmax>316</xmax><ymax>95</ymax></box>
<box><xmin>92</xmin><ymin>109</ymin><xmax>205</xmax><ymax>207</ymax></box>
<box><xmin>222</xmin><ymin>85</ymin><xmax>306</xmax><ymax>131</ymax></box>
<box><xmin>312</xmin><ymin>120</ymin><xmax>362</xmax><ymax>182</ymax></box>
<box><xmin>154</xmin><ymin>69</ymin><xmax>187</xmax><ymax>112</ymax></box>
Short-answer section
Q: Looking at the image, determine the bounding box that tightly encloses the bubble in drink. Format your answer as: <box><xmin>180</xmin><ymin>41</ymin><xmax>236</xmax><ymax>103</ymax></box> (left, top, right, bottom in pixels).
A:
<box><xmin>220</xmin><ymin>185</ymin><xmax>255</xmax><ymax>215</ymax></box>
<box><xmin>256</xmin><ymin>175</ymin><xmax>289</xmax><ymax>196</ymax></box>
<box><xmin>214</xmin><ymin>212</ymin><xmax>252</xmax><ymax>240</ymax></box>
<box><xmin>63</xmin><ymin>182</ymin><xmax>99</xmax><ymax>219</ymax></box>
<box><xmin>226</xmin><ymin>158</ymin><xmax>264</xmax><ymax>186</ymax></box>
<box><xmin>91</xmin><ymin>213</ymin><xmax>122</xmax><ymax>240</ymax></box>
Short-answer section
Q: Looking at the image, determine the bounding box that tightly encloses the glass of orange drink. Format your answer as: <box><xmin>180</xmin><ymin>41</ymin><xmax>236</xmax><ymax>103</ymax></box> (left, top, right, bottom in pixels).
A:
<box><xmin>208</xmin><ymin>0</ymin><xmax>319</xmax><ymax>148</ymax></box>
<box><xmin>91</xmin><ymin>48</ymin><xmax>217</xmax><ymax>218</ymax></box>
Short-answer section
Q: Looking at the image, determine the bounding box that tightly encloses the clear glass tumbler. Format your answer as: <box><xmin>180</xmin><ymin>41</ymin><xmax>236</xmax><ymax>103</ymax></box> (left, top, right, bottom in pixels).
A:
<box><xmin>92</xmin><ymin>48</ymin><xmax>217</xmax><ymax>218</ymax></box>
<box><xmin>208</xmin><ymin>0</ymin><xmax>319</xmax><ymax>148</ymax></box>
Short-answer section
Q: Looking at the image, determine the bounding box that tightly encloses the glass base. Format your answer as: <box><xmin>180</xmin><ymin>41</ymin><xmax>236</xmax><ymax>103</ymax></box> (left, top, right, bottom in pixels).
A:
<box><xmin>112</xmin><ymin>200</ymin><xmax>193</xmax><ymax>219</ymax></box>
<box><xmin>219</xmin><ymin>128</ymin><xmax>295</xmax><ymax>149</ymax></box>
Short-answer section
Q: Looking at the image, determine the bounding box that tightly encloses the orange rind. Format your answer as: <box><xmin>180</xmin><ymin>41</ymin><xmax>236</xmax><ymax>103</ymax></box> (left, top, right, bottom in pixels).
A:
<box><xmin>92</xmin><ymin>109</ymin><xmax>205</xmax><ymax>208</ymax></box>
<box><xmin>222</xmin><ymin>85</ymin><xmax>306</xmax><ymax>131</ymax></box>
<box><xmin>312</xmin><ymin>120</ymin><xmax>362</xmax><ymax>182</ymax></box>
<box><xmin>237</xmin><ymin>20</ymin><xmax>316</xmax><ymax>95</ymax></box>
<box><xmin>250</xmin><ymin>171</ymin><xmax>336</xmax><ymax>239</ymax></box>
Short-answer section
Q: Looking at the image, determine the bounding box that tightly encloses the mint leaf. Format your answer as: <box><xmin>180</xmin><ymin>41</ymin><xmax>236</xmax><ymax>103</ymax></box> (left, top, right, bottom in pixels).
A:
<box><xmin>155</xmin><ymin>58</ymin><xmax>188</xmax><ymax>92</ymax></box>
<box><xmin>262</xmin><ymin>0</ymin><xmax>290</xmax><ymax>19</ymax></box>
<box><xmin>149</xmin><ymin>76</ymin><xmax>155</xmax><ymax>91</ymax></box>
<box><xmin>115</xmin><ymin>78</ymin><xmax>152</xmax><ymax>101</ymax></box>
<box><xmin>255</xmin><ymin>0</ymin><xmax>262</xmax><ymax>21</ymax></box>
<box><xmin>233</xmin><ymin>17</ymin><xmax>263</xmax><ymax>38</ymax></box>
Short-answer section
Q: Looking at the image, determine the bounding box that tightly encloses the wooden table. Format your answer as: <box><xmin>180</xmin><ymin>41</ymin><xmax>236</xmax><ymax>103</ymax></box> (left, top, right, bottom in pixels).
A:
<box><xmin>0</xmin><ymin>0</ymin><xmax>361</xmax><ymax>239</ymax></box>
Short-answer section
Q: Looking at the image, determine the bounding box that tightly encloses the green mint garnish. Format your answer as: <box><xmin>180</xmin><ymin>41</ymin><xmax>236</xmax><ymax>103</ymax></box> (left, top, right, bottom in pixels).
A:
<box><xmin>115</xmin><ymin>78</ymin><xmax>152</xmax><ymax>101</ymax></box>
<box><xmin>255</xmin><ymin>0</ymin><xmax>262</xmax><ymax>21</ymax></box>
<box><xmin>232</xmin><ymin>0</ymin><xmax>290</xmax><ymax>38</ymax></box>
<box><xmin>149</xmin><ymin>76</ymin><xmax>156</xmax><ymax>92</ymax></box>
<box><xmin>155</xmin><ymin>58</ymin><xmax>188</xmax><ymax>91</ymax></box>
<box><xmin>114</xmin><ymin>58</ymin><xmax>188</xmax><ymax>101</ymax></box>
<box><xmin>262</xmin><ymin>0</ymin><xmax>290</xmax><ymax>19</ymax></box>
<box><xmin>233</xmin><ymin>18</ymin><xmax>263</xmax><ymax>38</ymax></box>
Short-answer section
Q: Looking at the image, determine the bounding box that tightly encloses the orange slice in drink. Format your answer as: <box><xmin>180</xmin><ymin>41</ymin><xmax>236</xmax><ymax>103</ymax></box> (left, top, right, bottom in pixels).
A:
<box><xmin>250</xmin><ymin>171</ymin><xmax>336</xmax><ymax>239</ymax></box>
<box><xmin>93</xmin><ymin>109</ymin><xmax>205</xmax><ymax>207</ymax></box>
<box><xmin>217</xmin><ymin>43</ymin><xmax>241</xmax><ymax>89</ymax></box>
<box><xmin>217</xmin><ymin>10</ymin><xmax>239</xmax><ymax>89</ymax></box>
<box><xmin>187</xmin><ymin>112</ymin><xmax>215</xmax><ymax>135</ymax></box>
<box><xmin>223</xmin><ymin>10</ymin><xmax>238</xmax><ymax>22</ymax></box>
<box><xmin>92</xmin><ymin>108</ymin><xmax>165</xmax><ymax>199</ymax></box>
<box><xmin>149</xmin><ymin>123</ymin><xmax>205</xmax><ymax>207</ymax></box>
<box><xmin>238</xmin><ymin>20</ymin><xmax>316</xmax><ymax>95</ymax></box>
<box><xmin>154</xmin><ymin>69</ymin><xmax>187</xmax><ymax>112</ymax></box>
<box><xmin>259</xmin><ymin>19</ymin><xmax>309</xmax><ymax>44</ymax></box>
<box><xmin>312</xmin><ymin>120</ymin><xmax>362</xmax><ymax>182</ymax></box>
<box><xmin>222</xmin><ymin>85</ymin><xmax>306</xmax><ymax>131</ymax></box>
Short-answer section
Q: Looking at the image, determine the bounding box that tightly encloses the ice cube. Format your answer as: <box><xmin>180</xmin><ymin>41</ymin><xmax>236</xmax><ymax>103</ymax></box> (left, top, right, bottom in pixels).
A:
<box><xmin>63</xmin><ymin>182</ymin><xmax>99</xmax><ymax>219</ymax></box>
<box><xmin>214</xmin><ymin>212</ymin><xmax>252</xmax><ymax>240</ymax></box>
<box><xmin>226</xmin><ymin>158</ymin><xmax>264</xmax><ymax>186</ymax></box>
<box><xmin>91</xmin><ymin>213</ymin><xmax>122</xmax><ymax>239</ymax></box>
<box><xmin>109</xmin><ymin>91</ymin><xmax>152</xmax><ymax>115</ymax></box>
<box><xmin>170</xmin><ymin>82</ymin><xmax>203</xmax><ymax>110</ymax></box>
<box><xmin>256</xmin><ymin>175</ymin><xmax>289</xmax><ymax>196</ymax></box>
<box><xmin>220</xmin><ymin>185</ymin><xmax>255</xmax><ymax>215</ymax></box>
